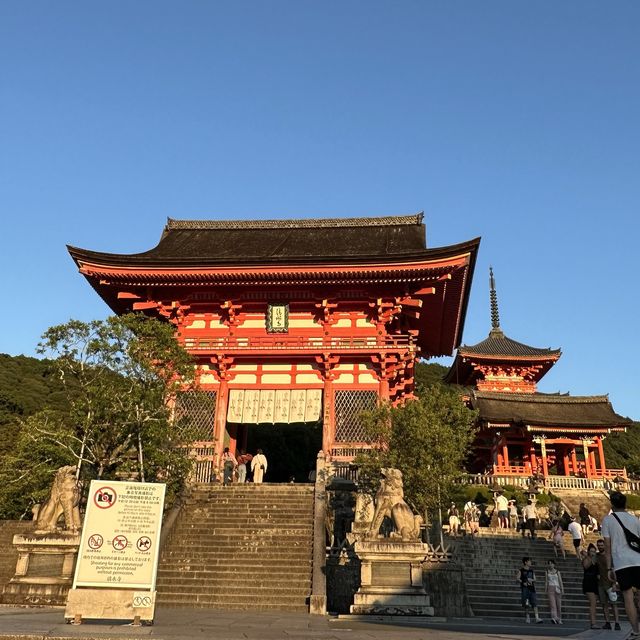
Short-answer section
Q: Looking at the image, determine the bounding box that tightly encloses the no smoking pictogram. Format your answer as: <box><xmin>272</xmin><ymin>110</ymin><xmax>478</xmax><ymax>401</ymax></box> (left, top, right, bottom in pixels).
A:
<box><xmin>112</xmin><ymin>535</ymin><xmax>128</xmax><ymax>550</ymax></box>
<box><xmin>94</xmin><ymin>486</ymin><xmax>117</xmax><ymax>509</ymax></box>
<box><xmin>136</xmin><ymin>536</ymin><xmax>152</xmax><ymax>552</ymax></box>
<box><xmin>88</xmin><ymin>533</ymin><xmax>103</xmax><ymax>549</ymax></box>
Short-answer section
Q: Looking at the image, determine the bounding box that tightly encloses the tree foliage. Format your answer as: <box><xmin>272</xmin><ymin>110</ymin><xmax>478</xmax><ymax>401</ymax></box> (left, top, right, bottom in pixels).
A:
<box><xmin>0</xmin><ymin>314</ymin><xmax>198</xmax><ymax>518</ymax></box>
<box><xmin>355</xmin><ymin>384</ymin><xmax>478</xmax><ymax>515</ymax></box>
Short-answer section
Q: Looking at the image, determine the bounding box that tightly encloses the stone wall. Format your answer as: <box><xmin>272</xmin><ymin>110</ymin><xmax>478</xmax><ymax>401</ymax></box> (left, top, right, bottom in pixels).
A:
<box><xmin>326</xmin><ymin>552</ymin><xmax>471</xmax><ymax>617</ymax></box>
<box><xmin>423</xmin><ymin>562</ymin><xmax>473</xmax><ymax>618</ymax></box>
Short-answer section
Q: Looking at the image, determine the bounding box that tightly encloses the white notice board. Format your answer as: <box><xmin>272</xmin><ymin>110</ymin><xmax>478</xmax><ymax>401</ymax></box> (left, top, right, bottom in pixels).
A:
<box><xmin>73</xmin><ymin>480</ymin><xmax>165</xmax><ymax>589</ymax></box>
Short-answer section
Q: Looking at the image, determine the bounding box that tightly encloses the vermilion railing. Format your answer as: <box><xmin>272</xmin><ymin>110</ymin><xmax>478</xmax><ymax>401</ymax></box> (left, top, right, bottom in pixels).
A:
<box><xmin>492</xmin><ymin>464</ymin><xmax>532</xmax><ymax>476</ymax></box>
<box><xmin>182</xmin><ymin>334</ymin><xmax>415</xmax><ymax>352</ymax></box>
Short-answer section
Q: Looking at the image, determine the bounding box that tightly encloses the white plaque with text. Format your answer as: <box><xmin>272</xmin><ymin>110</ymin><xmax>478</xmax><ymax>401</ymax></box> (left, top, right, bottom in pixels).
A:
<box><xmin>73</xmin><ymin>480</ymin><xmax>165</xmax><ymax>589</ymax></box>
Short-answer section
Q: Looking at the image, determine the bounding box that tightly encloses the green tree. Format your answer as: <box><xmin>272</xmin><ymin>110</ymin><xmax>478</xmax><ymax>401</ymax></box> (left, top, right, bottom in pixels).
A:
<box><xmin>0</xmin><ymin>314</ymin><xmax>198</xmax><ymax>518</ymax></box>
<box><xmin>355</xmin><ymin>385</ymin><xmax>477</xmax><ymax>517</ymax></box>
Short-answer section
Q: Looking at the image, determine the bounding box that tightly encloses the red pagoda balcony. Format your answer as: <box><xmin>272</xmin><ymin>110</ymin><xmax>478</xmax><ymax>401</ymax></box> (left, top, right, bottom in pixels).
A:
<box><xmin>182</xmin><ymin>334</ymin><xmax>416</xmax><ymax>355</ymax></box>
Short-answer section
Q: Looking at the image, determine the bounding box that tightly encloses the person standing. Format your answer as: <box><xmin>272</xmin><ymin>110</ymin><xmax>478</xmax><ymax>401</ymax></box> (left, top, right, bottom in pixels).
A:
<box><xmin>508</xmin><ymin>500</ymin><xmax>519</xmax><ymax>530</ymax></box>
<box><xmin>522</xmin><ymin>500</ymin><xmax>538</xmax><ymax>539</ymax></box>
<box><xmin>596</xmin><ymin>538</ymin><xmax>621</xmax><ymax>630</ymax></box>
<box><xmin>601</xmin><ymin>491</ymin><xmax>640</xmax><ymax>640</ymax></box>
<box><xmin>568</xmin><ymin>516</ymin><xmax>584</xmax><ymax>557</ymax></box>
<box><xmin>448</xmin><ymin>502</ymin><xmax>460</xmax><ymax>537</ymax></box>
<box><xmin>464</xmin><ymin>499</ymin><xmax>479</xmax><ymax>536</ymax></box>
<box><xmin>236</xmin><ymin>450</ymin><xmax>252</xmax><ymax>483</ymax></box>
<box><xmin>516</xmin><ymin>557</ymin><xmax>543</xmax><ymax>624</ymax></box>
<box><xmin>221</xmin><ymin>447</ymin><xmax>237</xmax><ymax>486</ymax></box>
<box><xmin>545</xmin><ymin>559</ymin><xmax>564</xmax><ymax>624</ymax></box>
<box><xmin>579</xmin><ymin>503</ymin><xmax>591</xmax><ymax>536</ymax></box>
<box><xmin>251</xmin><ymin>448</ymin><xmax>268</xmax><ymax>484</ymax></box>
<box><xmin>581</xmin><ymin>543</ymin><xmax>600</xmax><ymax>629</ymax></box>
<box><xmin>494</xmin><ymin>491</ymin><xmax>509</xmax><ymax>529</ymax></box>
<box><xmin>550</xmin><ymin>521</ymin><xmax>566</xmax><ymax>559</ymax></box>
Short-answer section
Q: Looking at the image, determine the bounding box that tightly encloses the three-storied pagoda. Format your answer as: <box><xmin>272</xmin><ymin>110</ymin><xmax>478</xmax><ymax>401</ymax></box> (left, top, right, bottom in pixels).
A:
<box><xmin>69</xmin><ymin>214</ymin><xmax>479</xmax><ymax>478</ymax></box>
<box><xmin>446</xmin><ymin>269</ymin><xmax>632</xmax><ymax>482</ymax></box>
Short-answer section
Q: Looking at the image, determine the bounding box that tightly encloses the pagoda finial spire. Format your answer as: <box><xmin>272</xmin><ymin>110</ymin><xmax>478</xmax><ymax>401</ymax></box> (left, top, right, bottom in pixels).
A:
<box><xmin>489</xmin><ymin>266</ymin><xmax>501</xmax><ymax>331</ymax></box>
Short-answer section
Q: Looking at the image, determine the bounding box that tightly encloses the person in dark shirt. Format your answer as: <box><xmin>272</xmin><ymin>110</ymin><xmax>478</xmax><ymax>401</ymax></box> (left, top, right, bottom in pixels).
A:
<box><xmin>516</xmin><ymin>557</ymin><xmax>543</xmax><ymax>624</ymax></box>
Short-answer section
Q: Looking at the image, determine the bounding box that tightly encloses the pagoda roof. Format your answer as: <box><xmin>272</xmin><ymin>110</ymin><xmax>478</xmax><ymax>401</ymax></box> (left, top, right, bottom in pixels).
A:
<box><xmin>68</xmin><ymin>213</ymin><xmax>452</xmax><ymax>266</ymax></box>
<box><xmin>458</xmin><ymin>328</ymin><xmax>561</xmax><ymax>359</ymax></box>
<box><xmin>444</xmin><ymin>267</ymin><xmax>561</xmax><ymax>385</ymax></box>
<box><xmin>471</xmin><ymin>391</ymin><xmax>632</xmax><ymax>431</ymax></box>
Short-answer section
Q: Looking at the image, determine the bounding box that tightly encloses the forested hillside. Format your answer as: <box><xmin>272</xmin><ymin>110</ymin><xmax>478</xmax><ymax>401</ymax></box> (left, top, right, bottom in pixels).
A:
<box><xmin>0</xmin><ymin>354</ymin><xmax>71</xmax><ymax>460</ymax></box>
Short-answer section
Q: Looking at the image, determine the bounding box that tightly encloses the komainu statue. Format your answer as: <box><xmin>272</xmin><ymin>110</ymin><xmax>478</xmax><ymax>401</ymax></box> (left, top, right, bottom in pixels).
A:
<box><xmin>33</xmin><ymin>466</ymin><xmax>82</xmax><ymax>534</ymax></box>
<box><xmin>369</xmin><ymin>468</ymin><xmax>423</xmax><ymax>541</ymax></box>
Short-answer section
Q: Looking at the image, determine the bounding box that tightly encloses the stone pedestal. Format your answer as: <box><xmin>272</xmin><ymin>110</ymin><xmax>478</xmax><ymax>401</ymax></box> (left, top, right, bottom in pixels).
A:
<box><xmin>2</xmin><ymin>532</ymin><xmax>80</xmax><ymax>605</ymax></box>
<box><xmin>350</xmin><ymin>540</ymin><xmax>434</xmax><ymax>615</ymax></box>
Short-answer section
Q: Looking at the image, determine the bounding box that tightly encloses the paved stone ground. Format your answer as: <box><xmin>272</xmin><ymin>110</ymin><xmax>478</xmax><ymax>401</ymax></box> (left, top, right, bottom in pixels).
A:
<box><xmin>0</xmin><ymin>606</ymin><xmax>630</xmax><ymax>640</ymax></box>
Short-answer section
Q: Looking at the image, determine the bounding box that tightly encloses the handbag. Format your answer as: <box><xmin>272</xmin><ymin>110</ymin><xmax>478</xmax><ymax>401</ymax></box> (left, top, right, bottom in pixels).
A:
<box><xmin>611</xmin><ymin>512</ymin><xmax>640</xmax><ymax>554</ymax></box>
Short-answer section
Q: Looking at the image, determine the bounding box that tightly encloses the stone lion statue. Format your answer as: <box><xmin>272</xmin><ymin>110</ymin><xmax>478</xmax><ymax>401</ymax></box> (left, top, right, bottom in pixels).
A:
<box><xmin>368</xmin><ymin>468</ymin><xmax>423</xmax><ymax>541</ymax></box>
<box><xmin>33</xmin><ymin>465</ymin><xmax>82</xmax><ymax>534</ymax></box>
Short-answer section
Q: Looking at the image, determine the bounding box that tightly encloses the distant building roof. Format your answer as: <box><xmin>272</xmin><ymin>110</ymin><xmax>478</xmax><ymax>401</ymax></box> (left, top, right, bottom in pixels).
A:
<box><xmin>471</xmin><ymin>391</ymin><xmax>631</xmax><ymax>430</ymax></box>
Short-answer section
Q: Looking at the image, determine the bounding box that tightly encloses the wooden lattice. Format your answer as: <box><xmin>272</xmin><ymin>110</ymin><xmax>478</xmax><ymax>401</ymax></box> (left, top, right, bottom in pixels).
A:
<box><xmin>334</xmin><ymin>390</ymin><xmax>378</xmax><ymax>442</ymax></box>
<box><xmin>174</xmin><ymin>390</ymin><xmax>217</xmax><ymax>441</ymax></box>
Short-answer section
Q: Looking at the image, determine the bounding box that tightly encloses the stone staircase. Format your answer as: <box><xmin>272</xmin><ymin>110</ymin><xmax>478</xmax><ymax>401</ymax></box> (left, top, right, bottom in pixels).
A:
<box><xmin>451</xmin><ymin>528</ymin><xmax>622</xmax><ymax>622</ymax></box>
<box><xmin>156</xmin><ymin>484</ymin><xmax>314</xmax><ymax>611</ymax></box>
<box><xmin>554</xmin><ymin>489</ymin><xmax>612</xmax><ymax>524</ymax></box>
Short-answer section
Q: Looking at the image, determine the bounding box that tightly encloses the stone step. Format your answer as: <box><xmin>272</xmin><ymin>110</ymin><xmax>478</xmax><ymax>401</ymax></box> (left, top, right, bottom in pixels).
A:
<box><xmin>155</xmin><ymin>598</ymin><xmax>309</xmax><ymax>612</ymax></box>
<box><xmin>158</xmin><ymin>566</ymin><xmax>311</xmax><ymax>582</ymax></box>
<box><xmin>157</xmin><ymin>575</ymin><xmax>310</xmax><ymax>587</ymax></box>
<box><xmin>162</xmin><ymin>550</ymin><xmax>311</xmax><ymax>568</ymax></box>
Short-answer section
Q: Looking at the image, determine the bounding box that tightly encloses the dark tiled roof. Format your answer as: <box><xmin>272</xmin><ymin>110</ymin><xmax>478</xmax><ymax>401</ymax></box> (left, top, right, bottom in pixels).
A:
<box><xmin>459</xmin><ymin>328</ymin><xmax>561</xmax><ymax>359</ymax></box>
<box><xmin>68</xmin><ymin>213</ymin><xmax>453</xmax><ymax>266</ymax></box>
<box><xmin>472</xmin><ymin>391</ymin><xmax>632</xmax><ymax>428</ymax></box>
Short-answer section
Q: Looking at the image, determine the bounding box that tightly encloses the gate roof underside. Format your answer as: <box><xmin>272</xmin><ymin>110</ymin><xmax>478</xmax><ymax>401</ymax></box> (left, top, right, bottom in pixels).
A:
<box><xmin>68</xmin><ymin>213</ymin><xmax>480</xmax><ymax>357</ymax></box>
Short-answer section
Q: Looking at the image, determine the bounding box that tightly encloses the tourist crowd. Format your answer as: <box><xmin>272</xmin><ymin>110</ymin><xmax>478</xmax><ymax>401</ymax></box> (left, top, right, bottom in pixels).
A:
<box><xmin>448</xmin><ymin>491</ymin><xmax>640</xmax><ymax>633</ymax></box>
<box><xmin>219</xmin><ymin>447</ymin><xmax>268</xmax><ymax>485</ymax></box>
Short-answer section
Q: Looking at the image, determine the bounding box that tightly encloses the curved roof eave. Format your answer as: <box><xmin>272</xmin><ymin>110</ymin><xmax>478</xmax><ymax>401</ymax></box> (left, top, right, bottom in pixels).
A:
<box><xmin>67</xmin><ymin>237</ymin><xmax>481</xmax><ymax>269</ymax></box>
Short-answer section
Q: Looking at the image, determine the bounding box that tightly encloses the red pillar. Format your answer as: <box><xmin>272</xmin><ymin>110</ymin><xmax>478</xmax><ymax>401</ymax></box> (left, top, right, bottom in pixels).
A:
<box><xmin>597</xmin><ymin>437</ymin><xmax>607</xmax><ymax>476</ymax></box>
<box><xmin>213</xmin><ymin>378</ymin><xmax>229</xmax><ymax>477</ymax></box>
<box><xmin>571</xmin><ymin>447</ymin><xmax>579</xmax><ymax>476</ymax></box>
<box><xmin>322</xmin><ymin>378</ymin><xmax>335</xmax><ymax>456</ymax></box>
<box><xmin>541</xmin><ymin>439</ymin><xmax>549</xmax><ymax>477</ymax></box>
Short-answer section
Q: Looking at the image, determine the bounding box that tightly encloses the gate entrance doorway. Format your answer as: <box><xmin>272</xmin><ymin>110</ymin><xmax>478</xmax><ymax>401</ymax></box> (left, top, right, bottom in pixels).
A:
<box><xmin>235</xmin><ymin>421</ymin><xmax>322</xmax><ymax>483</ymax></box>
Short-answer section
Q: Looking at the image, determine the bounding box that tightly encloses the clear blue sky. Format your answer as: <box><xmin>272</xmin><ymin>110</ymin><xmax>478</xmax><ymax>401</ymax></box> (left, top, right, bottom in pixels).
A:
<box><xmin>1</xmin><ymin>2</ymin><xmax>638</xmax><ymax>419</ymax></box>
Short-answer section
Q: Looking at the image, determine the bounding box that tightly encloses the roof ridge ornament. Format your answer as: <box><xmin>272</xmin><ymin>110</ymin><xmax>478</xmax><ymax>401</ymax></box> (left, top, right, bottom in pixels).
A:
<box><xmin>489</xmin><ymin>266</ymin><xmax>503</xmax><ymax>335</ymax></box>
<box><xmin>165</xmin><ymin>213</ymin><xmax>424</xmax><ymax>231</ymax></box>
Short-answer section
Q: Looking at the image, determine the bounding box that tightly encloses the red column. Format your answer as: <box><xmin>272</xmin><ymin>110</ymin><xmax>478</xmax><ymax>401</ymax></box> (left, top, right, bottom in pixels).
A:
<box><xmin>563</xmin><ymin>450</ymin><xmax>571</xmax><ymax>476</ymax></box>
<box><xmin>597</xmin><ymin>437</ymin><xmax>607</xmax><ymax>476</ymax></box>
<box><xmin>571</xmin><ymin>447</ymin><xmax>579</xmax><ymax>476</ymax></box>
<box><xmin>541</xmin><ymin>439</ymin><xmax>549</xmax><ymax>477</ymax></box>
<box><xmin>583</xmin><ymin>441</ymin><xmax>592</xmax><ymax>479</ymax></box>
<box><xmin>213</xmin><ymin>378</ymin><xmax>229</xmax><ymax>476</ymax></box>
<box><xmin>322</xmin><ymin>378</ymin><xmax>335</xmax><ymax>456</ymax></box>
<box><xmin>590</xmin><ymin>450</ymin><xmax>598</xmax><ymax>478</ymax></box>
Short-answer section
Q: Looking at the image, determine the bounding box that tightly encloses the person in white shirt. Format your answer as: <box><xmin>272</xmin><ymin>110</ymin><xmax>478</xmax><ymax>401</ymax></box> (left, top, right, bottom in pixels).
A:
<box><xmin>602</xmin><ymin>491</ymin><xmax>640</xmax><ymax>639</ymax></box>
<box><xmin>494</xmin><ymin>491</ymin><xmax>509</xmax><ymax>529</ymax></box>
<box><xmin>568</xmin><ymin>517</ymin><xmax>584</xmax><ymax>557</ymax></box>
<box><xmin>251</xmin><ymin>449</ymin><xmax>268</xmax><ymax>484</ymax></box>
<box><xmin>522</xmin><ymin>500</ymin><xmax>538</xmax><ymax>539</ymax></box>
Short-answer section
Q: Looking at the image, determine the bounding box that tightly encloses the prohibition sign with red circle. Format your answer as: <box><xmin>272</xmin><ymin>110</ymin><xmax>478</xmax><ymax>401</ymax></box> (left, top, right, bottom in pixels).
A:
<box><xmin>112</xmin><ymin>535</ymin><xmax>128</xmax><ymax>550</ymax></box>
<box><xmin>93</xmin><ymin>486</ymin><xmax>117</xmax><ymax>509</ymax></box>
<box><xmin>88</xmin><ymin>533</ymin><xmax>103</xmax><ymax>550</ymax></box>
